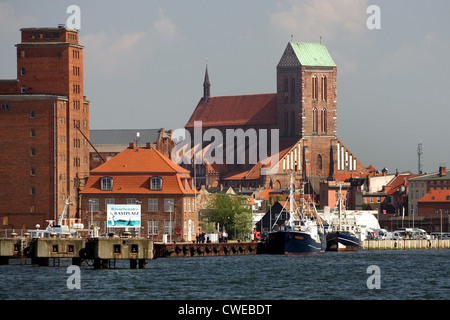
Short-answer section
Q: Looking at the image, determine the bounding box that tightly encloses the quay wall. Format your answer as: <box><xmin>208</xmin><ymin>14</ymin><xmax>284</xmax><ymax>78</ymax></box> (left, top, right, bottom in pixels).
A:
<box><xmin>363</xmin><ymin>239</ymin><xmax>450</xmax><ymax>250</ymax></box>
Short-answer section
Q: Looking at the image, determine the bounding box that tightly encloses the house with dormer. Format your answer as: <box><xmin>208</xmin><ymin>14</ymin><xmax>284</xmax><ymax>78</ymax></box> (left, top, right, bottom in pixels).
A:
<box><xmin>80</xmin><ymin>142</ymin><xmax>198</xmax><ymax>242</ymax></box>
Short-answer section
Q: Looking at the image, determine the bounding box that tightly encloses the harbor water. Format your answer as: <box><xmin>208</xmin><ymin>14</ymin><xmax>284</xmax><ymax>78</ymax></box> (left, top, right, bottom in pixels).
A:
<box><xmin>0</xmin><ymin>249</ymin><xmax>449</xmax><ymax>300</ymax></box>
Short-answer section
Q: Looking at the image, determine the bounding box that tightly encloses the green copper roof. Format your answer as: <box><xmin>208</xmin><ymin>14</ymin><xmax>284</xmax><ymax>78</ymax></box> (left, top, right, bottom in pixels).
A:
<box><xmin>290</xmin><ymin>42</ymin><xmax>336</xmax><ymax>67</ymax></box>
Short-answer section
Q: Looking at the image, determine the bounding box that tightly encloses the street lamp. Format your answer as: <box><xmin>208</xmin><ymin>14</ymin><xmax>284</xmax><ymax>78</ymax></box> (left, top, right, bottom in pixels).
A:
<box><xmin>88</xmin><ymin>199</ymin><xmax>94</xmax><ymax>237</ymax></box>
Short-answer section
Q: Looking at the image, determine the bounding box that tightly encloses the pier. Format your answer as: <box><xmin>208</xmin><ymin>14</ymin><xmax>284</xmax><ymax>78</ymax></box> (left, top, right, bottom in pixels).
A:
<box><xmin>79</xmin><ymin>236</ymin><xmax>153</xmax><ymax>269</ymax></box>
<box><xmin>1</xmin><ymin>236</ymin><xmax>450</xmax><ymax>268</ymax></box>
<box><xmin>363</xmin><ymin>239</ymin><xmax>450</xmax><ymax>250</ymax></box>
<box><xmin>153</xmin><ymin>241</ymin><xmax>258</xmax><ymax>258</ymax></box>
<box><xmin>24</xmin><ymin>236</ymin><xmax>85</xmax><ymax>266</ymax></box>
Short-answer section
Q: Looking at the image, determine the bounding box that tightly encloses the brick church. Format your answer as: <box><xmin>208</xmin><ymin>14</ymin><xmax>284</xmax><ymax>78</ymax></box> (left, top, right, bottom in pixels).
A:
<box><xmin>184</xmin><ymin>42</ymin><xmax>369</xmax><ymax>193</ymax></box>
<box><xmin>0</xmin><ymin>26</ymin><xmax>90</xmax><ymax>230</ymax></box>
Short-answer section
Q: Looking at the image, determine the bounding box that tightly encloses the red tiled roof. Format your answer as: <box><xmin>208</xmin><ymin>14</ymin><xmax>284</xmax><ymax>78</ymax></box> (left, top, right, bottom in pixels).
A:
<box><xmin>256</xmin><ymin>189</ymin><xmax>274</xmax><ymax>200</ymax></box>
<box><xmin>81</xmin><ymin>174</ymin><xmax>194</xmax><ymax>195</ymax></box>
<box><xmin>419</xmin><ymin>189</ymin><xmax>450</xmax><ymax>202</ymax></box>
<box><xmin>185</xmin><ymin>93</ymin><xmax>277</xmax><ymax>128</ymax></box>
<box><xmin>91</xmin><ymin>146</ymin><xmax>189</xmax><ymax>174</ymax></box>
<box><xmin>385</xmin><ymin>174</ymin><xmax>421</xmax><ymax>195</ymax></box>
<box><xmin>81</xmin><ymin>146</ymin><xmax>194</xmax><ymax>195</ymax></box>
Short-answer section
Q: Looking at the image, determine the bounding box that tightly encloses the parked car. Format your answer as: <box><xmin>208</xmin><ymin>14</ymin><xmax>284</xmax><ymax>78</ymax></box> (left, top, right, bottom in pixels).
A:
<box><xmin>384</xmin><ymin>231</ymin><xmax>403</xmax><ymax>240</ymax></box>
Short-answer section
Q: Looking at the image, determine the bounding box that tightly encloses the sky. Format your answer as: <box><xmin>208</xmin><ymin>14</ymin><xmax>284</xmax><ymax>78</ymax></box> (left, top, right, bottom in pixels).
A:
<box><xmin>0</xmin><ymin>0</ymin><xmax>449</xmax><ymax>174</ymax></box>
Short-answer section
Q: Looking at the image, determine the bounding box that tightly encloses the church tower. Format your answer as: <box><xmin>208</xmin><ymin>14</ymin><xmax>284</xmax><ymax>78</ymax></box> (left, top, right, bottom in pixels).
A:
<box><xmin>276</xmin><ymin>42</ymin><xmax>337</xmax><ymax>139</ymax></box>
<box><xmin>202</xmin><ymin>64</ymin><xmax>210</xmax><ymax>102</ymax></box>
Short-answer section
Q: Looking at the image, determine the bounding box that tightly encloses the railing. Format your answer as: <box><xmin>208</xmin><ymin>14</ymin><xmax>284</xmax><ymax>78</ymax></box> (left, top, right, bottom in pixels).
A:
<box><xmin>0</xmin><ymin>229</ymin><xmax>29</xmax><ymax>238</ymax></box>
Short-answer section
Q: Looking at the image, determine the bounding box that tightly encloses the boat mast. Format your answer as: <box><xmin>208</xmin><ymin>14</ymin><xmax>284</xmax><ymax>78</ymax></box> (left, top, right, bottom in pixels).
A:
<box><xmin>288</xmin><ymin>173</ymin><xmax>294</xmax><ymax>227</ymax></box>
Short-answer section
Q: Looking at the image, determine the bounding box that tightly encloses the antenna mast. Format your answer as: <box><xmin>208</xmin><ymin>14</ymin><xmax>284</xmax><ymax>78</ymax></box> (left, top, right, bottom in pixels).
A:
<box><xmin>417</xmin><ymin>142</ymin><xmax>423</xmax><ymax>174</ymax></box>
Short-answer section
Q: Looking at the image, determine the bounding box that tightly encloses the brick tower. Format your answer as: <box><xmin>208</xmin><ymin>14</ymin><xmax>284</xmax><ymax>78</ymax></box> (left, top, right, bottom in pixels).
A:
<box><xmin>276</xmin><ymin>42</ymin><xmax>337</xmax><ymax>139</ymax></box>
<box><xmin>0</xmin><ymin>26</ymin><xmax>90</xmax><ymax>230</ymax></box>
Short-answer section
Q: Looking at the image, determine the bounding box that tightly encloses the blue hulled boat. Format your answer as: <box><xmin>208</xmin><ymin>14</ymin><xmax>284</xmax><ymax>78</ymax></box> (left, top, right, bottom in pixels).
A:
<box><xmin>267</xmin><ymin>176</ymin><xmax>326</xmax><ymax>255</ymax></box>
<box><xmin>325</xmin><ymin>184</ymin><xmax>363</xmax><ymax>251</ymax></box>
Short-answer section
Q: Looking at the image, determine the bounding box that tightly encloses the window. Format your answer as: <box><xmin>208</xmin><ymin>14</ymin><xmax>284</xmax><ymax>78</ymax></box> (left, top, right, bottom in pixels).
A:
<box><xmin>312</xmin><ymin>75</ymin><xmax>318</xmax><ymax>100</ymax></box>
<box><xmin>30</xmin><ymin>187</ymin><xmax>36</xmax><ymax>195</ymax></box>
<box><xmin>321</xmin><ymin>108</ymin><xmax>327</xmax><ymax>134</ymax></box>
<box><xmin>290</xmin><ymin>78</ymin><xmax>295</xmax><ymax>103</ymax></box>
<box><xmin>21</xmin><ymin>68</ymin><xmax>26</xmax><ymax>75</ymax></box>
<box><xmin>316</xmin><ymin>154</ymin><xmax>322</xmax><ymax>172</ymax></box>
<box><xmin>30</xmin><ymin>110</ymin><xmax>35</xmax><ymax>118</ymax></box>
<box><xmin>30</xmin><ymin>129</ymin><xmax>35</xmax><ymax>137</ymax></box>
<box><xmin>148</xmin><ymin>198</ymin><xmax>158</xmax><ymax>212</ymax></box>
<box><xmin>21</xmin><ymin>85</ymin><xmax>26</xmax><ymax>93</ymax></box>
<box><xmin>164</xmin><ymin>220</ymin><xmax>174</xmax><ymax>235</ymax></box>
<box><xmin>321</xmin><ymin>76</ymin><xmax>327</xmax><ymax>101</ymax></box>
<box><xmin>127</xmin><ymin>198</ymin><xmax>137</xmax><ymax>204</ymax></box>
<box><xmin>89</xmin><ymin>199</ymin><xmax>99</xmax><ymax>212</ymax></box>
<box><xmin>150</xmin><ymin>177</ymin><xmax>162</xmax><ymax>190</ymax></box>
<box><xmin>164</xmin><ymin>198</ymin><xmax>174</xmax><ymax>212</ymax></box>
<box><xmin>283</xmin><ymin>76</ymin><xmax>289</xmax><ymax>103</ymax></box>
<box><xmin>30</xmin><ymin>148</ymin><xmax>36</xmax><ymax>156</ymax></box>
<box><xmin>148</xmin><ymin>220</ymin><xmax>158</xmax><ymax>235</ymax></box>
<box><xmin>312</xmin><ymin>108</ymin><xmax>318</xmax><ymax>134</ymax></box>
<box><xmin>30</xmin><ymin>168</ymin><xmax>35</xmax><ymax>176</ymax></box>
<box><xmin>105</xmin><ymin>198</ymin><xmax>115</xmax><ymax>209</ymax></box>
<box><xmin>1</xmin><ymin>104</ymin><xmax>9</xmax><ymax>110</ymax></box>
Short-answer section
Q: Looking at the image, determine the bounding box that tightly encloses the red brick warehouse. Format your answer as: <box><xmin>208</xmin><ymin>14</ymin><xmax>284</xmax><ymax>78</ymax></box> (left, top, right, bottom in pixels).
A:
<box><xmin>0</xmin><ymin>26</ymin><xmax>90</xmax><ymax>230</ymax></box>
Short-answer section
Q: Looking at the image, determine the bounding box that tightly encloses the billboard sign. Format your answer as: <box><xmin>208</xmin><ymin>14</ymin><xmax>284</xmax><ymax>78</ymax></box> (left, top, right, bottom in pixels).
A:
<box><xmin>107</xmin><ymin>204</ymin><xmax>141</xmax><ymax>228</ymax></box>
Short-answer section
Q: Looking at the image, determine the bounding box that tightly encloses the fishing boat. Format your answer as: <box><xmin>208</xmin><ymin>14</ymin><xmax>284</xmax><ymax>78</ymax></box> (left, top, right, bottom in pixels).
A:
<box><xmin>325</xmin><ymin>184</ymin><xmax>362</xmax><ymax>251</ymax></box>
<box><xmin>267</xmin><ymin>175</ymin><xmax>326</xmax><ymax>254</ymax></box>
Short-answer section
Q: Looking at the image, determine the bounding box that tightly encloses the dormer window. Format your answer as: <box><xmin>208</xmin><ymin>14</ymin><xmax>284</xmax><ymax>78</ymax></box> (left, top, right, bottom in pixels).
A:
<box><xmin>150</xmin><ymin>177</ymin><xmax>162</xmax><ymax>190</ymax></box>
<box><xmin>101</xmin><ymin>177</ymin><xmax>113</xmax><ymax>191</ymax></box>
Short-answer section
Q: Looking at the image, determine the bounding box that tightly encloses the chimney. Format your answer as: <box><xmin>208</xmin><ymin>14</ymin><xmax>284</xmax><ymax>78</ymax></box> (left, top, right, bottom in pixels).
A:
<box><xmin>146</xmin><ymin>142</ymin><xmax>153</xmax><ymax>149</ymax></box>
<box><xmin>129</xmin><ymin>142</ymin><xmax>135</xmax><ymax>149</ymax></box>
<box><xmin>439</xmin><ymin>166</ymin><xmax>446</xmax><ymax>177</ymax></box>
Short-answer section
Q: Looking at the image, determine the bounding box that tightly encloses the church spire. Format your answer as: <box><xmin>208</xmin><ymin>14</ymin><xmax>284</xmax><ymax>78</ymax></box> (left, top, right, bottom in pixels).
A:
<box><xmin>203</xmin><ymin>59</ymin><xmax>210</xmax><ymax>102</ymax></box>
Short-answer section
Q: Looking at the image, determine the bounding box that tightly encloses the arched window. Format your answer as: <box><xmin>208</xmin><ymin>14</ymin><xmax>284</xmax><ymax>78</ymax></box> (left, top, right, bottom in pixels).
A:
<box><xmin>312</xmin><ymin>108</ymin><xmax>318</xmax><ymax>134</ymax></box>
<box><xmin>312</xmin><ymin>75</ymin><xmax>318</xmax><ymax>100</ymax></box>
<box><xmin>150</xmin><ymin>177</ymin><xmax>162</xmax><ymax>190</ymax></box>
<box><xmin>283</xmin><ymin>76</ymin><xmax>289</xmax><ymax>103</ymax></box>
<box><xmin>290</xmin><ymin>78</ymin><xmax>296</xmax><ymax>103</ymax></box>
<box><xmin>284</xmin><ymin>110</ymin><xmax>289</xmax><ymax>136</ymax></box>
<box><xmin>317</xmin><ymin>154</ymin><xmax>323</xmax><ymax>172</ymax></box>
<box><xmin>321</xmin><ymin>76</ymin><xmax>327</xmax><ymax>101</ymax></box>
<box><xmin>291</xmin><ymin>111</ymin><xmax>296</xmax><ymax>136</ymax></box>
<box><xmin>321</xmin><ymin>108</ymin><xmax>327</xmax><ymax>134</ymax></box>
<box><xmin>101</xmin><ymin>177</ymin><xmax>113</xmax><ymax>191</ymax></box>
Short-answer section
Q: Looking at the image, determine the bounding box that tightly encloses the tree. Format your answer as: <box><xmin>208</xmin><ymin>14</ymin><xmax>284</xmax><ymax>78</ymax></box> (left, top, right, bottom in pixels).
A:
<box><xmin>205</xmin><ymin>193</ymin><xmax>252</xmax><ymax>239</ymax></box>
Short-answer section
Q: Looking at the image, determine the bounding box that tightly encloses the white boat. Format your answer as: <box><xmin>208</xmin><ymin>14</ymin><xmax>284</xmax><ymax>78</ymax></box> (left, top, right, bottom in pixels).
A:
<box><xmin>27</xmin><ymin>195</ymin><xmax>87</xmax><ymax>238</ymax></box>
<box><xmin>322</xmin><ymin>184</ymin><xmax>379</xmax><ymax>251</ymax></box>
